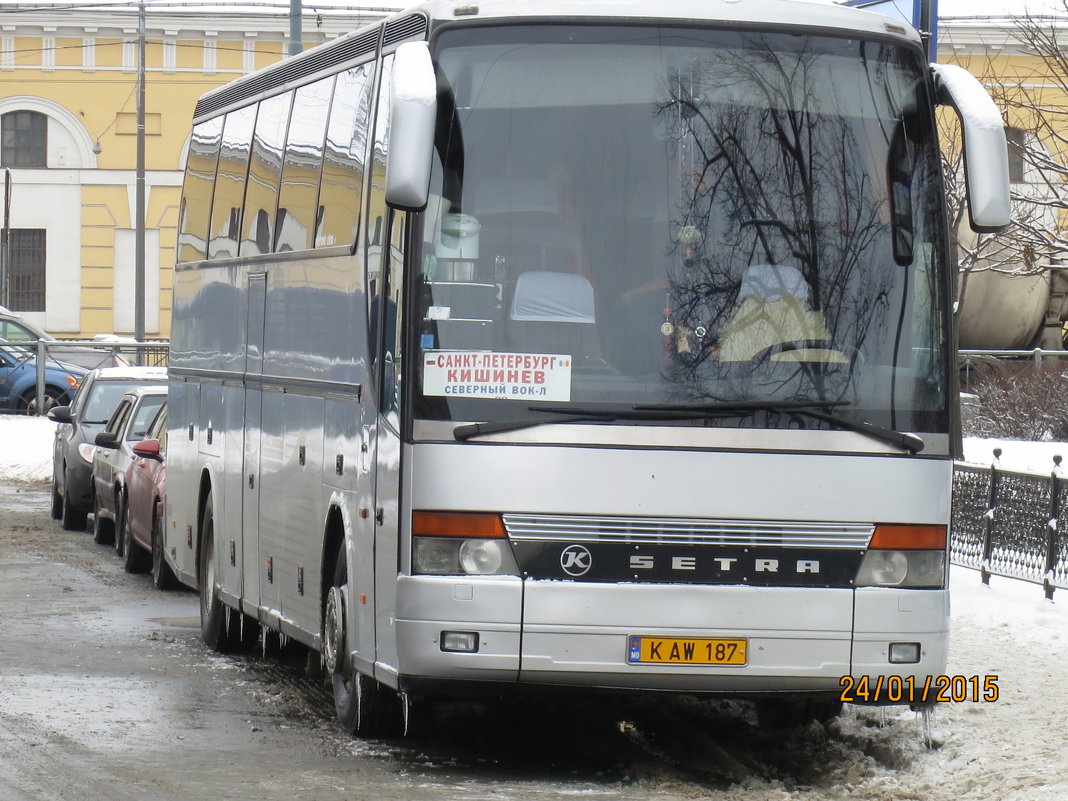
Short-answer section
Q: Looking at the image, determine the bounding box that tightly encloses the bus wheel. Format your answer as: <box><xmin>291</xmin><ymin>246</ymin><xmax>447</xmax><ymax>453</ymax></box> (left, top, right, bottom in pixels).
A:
<box><xmin>199</xmin><ymin>497</ymin><xmax>228</xmax><ymax>652</ymax></box>
<box><xmin>328</xmin><ymin>554</ymin><xmax>387</xmax><ymax>737</ymax></box>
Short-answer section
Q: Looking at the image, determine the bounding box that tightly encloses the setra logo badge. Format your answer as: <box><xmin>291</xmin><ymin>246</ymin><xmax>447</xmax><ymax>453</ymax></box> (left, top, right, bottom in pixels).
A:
<box><xmin>559</xmin><ymin>544</ymin><xmax>592</xmax><ymax>577</ymax></box>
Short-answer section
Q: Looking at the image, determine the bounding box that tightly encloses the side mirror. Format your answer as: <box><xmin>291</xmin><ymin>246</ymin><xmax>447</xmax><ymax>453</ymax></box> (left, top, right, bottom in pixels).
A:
<box><xmin>385</xmin><ymin>41</ymin><xmax>437</xmax><ymax>211</ymax></box>
<box><xmin>931</xmin><ymin>63</ymin><xmax>1011</xmax><ymax>233</ymax></box>
<box><xmin>94</xmin><ymin>431</ymin><xmax>119</xmax><ymax>449</ymax></box>
<box><xmin>132</xmin><ymin>438</ymin><xmax>163</xmax><ymax>460</ymax></box>
<box><xmin>48</xmin><ymin>405</ymin><xmax>73</xmax><ymax>424</ymax></box>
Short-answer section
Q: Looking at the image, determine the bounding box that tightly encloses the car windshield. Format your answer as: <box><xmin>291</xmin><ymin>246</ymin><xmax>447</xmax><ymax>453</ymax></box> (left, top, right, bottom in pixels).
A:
<box><xmin>411</xmin><ymin>25</ymin><xmax>948</xmax><ymax>435</ymax></box>
<box><xmin>81</xmin><ymin>380</ymin><xmax>160</xmax><ymax>424</ymax></box>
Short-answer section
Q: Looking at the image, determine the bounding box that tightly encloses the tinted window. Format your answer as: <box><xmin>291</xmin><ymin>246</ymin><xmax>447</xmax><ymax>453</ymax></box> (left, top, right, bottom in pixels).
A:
<box><xmin>241</xmin><ymin>92</ymin><xmax>292</xmax><ymax>256</ymax></box>
<box><xmin>178</xmin><ymin>117</ymin><xmax>223</xmax><ymax>263</ymax></box>
<box><xmin>276</xmin><ymin>76</ymin><xmax>333</xmax><ymax>252</ymax></box>
<box><xmin>413</xmin><ymin>26</ymin><xmax>949</xmax><ymax>434</ymax></box>
<box><xmin>317</xmin><ymin>63</ymin><xmax>375</xmax><ymax>248</ymax></box>
<box><xmin>209</xmin><ymin>106</ymin><xmax>257</xmax><ymax>259</ymax></box>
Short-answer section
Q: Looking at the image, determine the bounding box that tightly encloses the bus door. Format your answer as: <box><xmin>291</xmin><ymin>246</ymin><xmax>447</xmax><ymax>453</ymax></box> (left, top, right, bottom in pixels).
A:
<box><xmin>241</xmin><ymin>272</ymin><xmax>266</xmax><ymax>610</ymax></box>
<box><xmin>369</xmin><ymin>207</ymin><xmax>405</xmax><ymax>670</ymax></box>
<box><xmin>362</xmin><ymin>55</ymin><xmax>405</xmax><ymax>672</ymax></box>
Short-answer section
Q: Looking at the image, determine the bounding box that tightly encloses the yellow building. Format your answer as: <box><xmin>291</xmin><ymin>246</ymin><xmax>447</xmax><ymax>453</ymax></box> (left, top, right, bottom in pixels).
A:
<box><xmin>0</xmin><ymin>2</ymin><xmax>388</xmax><ymax>339</ymax></box>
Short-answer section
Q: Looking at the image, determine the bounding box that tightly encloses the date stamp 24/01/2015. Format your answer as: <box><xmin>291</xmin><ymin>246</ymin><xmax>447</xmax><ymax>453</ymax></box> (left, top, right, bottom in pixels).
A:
<box><xmin>839</xmin><ymin>675</ymin><xmax>999</xmax><ymax>704</ymax></box>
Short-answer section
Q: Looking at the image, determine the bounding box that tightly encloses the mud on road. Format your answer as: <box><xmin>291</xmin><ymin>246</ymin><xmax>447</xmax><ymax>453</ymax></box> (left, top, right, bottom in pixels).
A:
<box><xmin>1</xmin><ymin>480</ymin><xmax>1064</xmax><ymax>801</ymax></box>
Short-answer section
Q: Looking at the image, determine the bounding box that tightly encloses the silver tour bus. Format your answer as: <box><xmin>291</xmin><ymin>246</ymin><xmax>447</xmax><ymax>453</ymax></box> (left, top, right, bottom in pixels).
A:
<box><xmin>167</xmin><ymin>0</ymin><xmax>1010</xmax><ymax>735</ymax></box>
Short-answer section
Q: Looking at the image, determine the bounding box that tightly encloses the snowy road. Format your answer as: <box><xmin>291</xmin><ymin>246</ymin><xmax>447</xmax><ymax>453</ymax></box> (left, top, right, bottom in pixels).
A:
<box><xmin>1</xmin><ymin>416</ymin><xmax>1067</xmax><ymax>799</ymax></box>
<box><xmin>0</xmin><ymin>474</ymin><xmax>1065</xmax><ymax>800</ymax></box>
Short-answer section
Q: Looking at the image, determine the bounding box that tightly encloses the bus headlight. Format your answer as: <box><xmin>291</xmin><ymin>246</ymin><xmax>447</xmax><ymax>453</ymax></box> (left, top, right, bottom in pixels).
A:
<box><xmin>458</xmin><ymin>539</ymin><xmax>505</xmax><ymax>574</ymax></box>
<box><xmin>413</xmin><ymin>537</ymin><xmax>518</xmax><ymax>575</ymax></box>
<box><xmin>411</xmin><ymin>511</ymin><xmax>519</xmax><ymax>576</ymax></box>
<box><xmin>856</xmin><ymin>524</ymin><xmax>947</xmax><ymax>588</ymax></box>
<box><xmin>856</xmin><ymin>550</ymin><xmax>909</xmax><ymax>585</ymax></box>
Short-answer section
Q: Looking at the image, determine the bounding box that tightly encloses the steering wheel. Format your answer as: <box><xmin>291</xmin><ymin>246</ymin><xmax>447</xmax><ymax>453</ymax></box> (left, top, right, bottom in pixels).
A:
<box><xmin>750</xmin><ymin>339</ymin><xmax>841</xmax><ymax>363</ymax></box>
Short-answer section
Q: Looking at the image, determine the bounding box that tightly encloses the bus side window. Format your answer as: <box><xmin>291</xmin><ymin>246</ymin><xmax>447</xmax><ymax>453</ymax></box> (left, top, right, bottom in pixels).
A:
<box><xmin>240</xmin><ymin>91</ymin><xmax>291</xmax><ymax>257</ymax></box>
<box><xmin>277</xmin><ymin>75</ymin><xmax>334</xmax><ymax>252</ymax></box>
<box><xmin>318</xmin><ymin>63</ymin><xmax>375</xmax><ymax>249</ymax></box>
<box><xmin>208</xmin><ymin>106</ymin><xmax>257</xmax><ymax>260</ymax></box>
<box><xmin>209</xmin><ymin>105</ymin><xmax>257</xmax><ymax>258</ymax></box>
<box><xmin>178</xmin><ymin>117</ymin><xmax>223</xmax><ymax>263</ymax></box>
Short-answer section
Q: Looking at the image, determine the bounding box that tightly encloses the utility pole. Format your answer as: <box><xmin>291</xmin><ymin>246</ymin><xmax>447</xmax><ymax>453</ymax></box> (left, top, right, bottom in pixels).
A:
<box><xmin>135</xmin><ymin>0</ymin><xmax>146</xmax><ymax>345</ymax></box>
<box><xmin>1</xmin><ymin>169</ymin><xmax>9</xmax><ymax>309</ymax></box>
<box><xmin>289</xmin><ymin>0</ymin><xmax>302</xmax><ymax>56</ymax></box>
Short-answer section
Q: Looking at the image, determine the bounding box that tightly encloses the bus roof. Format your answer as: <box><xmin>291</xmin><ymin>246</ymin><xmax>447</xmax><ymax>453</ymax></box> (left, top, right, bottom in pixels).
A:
<box><xmin>414</xmin><ymin>0</ymin><xmax>919</xmax><ymax>38</ymax></box>
<box><xmin>193</xmin><ymin>0</ymin><xmax>921</xmax><ymax>122</ymax></box>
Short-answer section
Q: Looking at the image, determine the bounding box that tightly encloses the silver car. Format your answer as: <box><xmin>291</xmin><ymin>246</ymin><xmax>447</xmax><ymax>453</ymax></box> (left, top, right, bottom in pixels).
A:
<box><xmin>90</xmin><ymin>385</ymin><xmax>167</xmax><ymax>554</ymax></box>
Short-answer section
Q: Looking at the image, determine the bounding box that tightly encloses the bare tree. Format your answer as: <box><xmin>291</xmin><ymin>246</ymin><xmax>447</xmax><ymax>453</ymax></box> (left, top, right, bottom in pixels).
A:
<box><xmin>943</xmin><ymin>5</ymin><xmax>1068</xmax><ymax>329</ymax></box>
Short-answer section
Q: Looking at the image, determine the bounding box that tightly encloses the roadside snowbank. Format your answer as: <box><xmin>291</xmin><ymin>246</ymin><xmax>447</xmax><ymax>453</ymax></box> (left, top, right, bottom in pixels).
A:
<box><xmin>0</xmin><ymin>414</ymin><xmax>55</xmax><ymax>484</ymax></box>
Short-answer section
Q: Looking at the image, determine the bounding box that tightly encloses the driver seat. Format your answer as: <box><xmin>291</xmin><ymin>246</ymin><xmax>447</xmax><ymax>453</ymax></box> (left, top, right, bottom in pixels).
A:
<box><xmin>718</xmin><ymin>264</ymin><xmax>846</xmax><ymax>364</ymax></box>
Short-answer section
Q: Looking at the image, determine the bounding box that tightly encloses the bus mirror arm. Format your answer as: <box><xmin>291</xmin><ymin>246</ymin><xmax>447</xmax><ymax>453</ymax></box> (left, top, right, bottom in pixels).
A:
<box><xmin>386</xmin><ymin>41</ymin><xmax>438</xmax><ymax>211</ymax></box>
<box><xmin>930</xmin><ymin>62</ymin><xmax>1011</xmax><ymax>234</ymax></box>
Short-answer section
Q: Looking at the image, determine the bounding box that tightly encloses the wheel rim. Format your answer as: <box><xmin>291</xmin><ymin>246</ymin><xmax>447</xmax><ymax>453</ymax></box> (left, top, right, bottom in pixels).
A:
<box><xmin>24</xmin><ymin>392</ymin><xmax>60</xmax><ymax>415</ymax></box>
<box><xmin>201</xmin><ymin>528</ymin><xmax>216</xmax><ymax>618</ymax></box>
<box><xmin>324</xmin><ymin>586</ymin><xmax>345</xmax><ymax>674</ymax></box>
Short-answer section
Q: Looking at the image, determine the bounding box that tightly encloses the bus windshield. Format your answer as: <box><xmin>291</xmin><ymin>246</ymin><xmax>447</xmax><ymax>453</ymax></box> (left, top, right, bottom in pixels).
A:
<box><xmin>412</xmin><ymin>25</ymin><xmax>948</xmax><ymax>435</ymax></box>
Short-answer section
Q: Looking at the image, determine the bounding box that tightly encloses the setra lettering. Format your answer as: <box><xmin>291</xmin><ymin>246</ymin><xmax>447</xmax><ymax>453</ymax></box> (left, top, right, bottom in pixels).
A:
<box><xmin>627</xmin><ymin>554</ymin><xmax>821</xmax><ymax>575</ymax></box>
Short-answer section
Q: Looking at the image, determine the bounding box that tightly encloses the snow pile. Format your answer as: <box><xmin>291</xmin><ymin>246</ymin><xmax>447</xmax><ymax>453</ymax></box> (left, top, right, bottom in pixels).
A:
<box><xmin>0</xmin><ymin>414</ymin><xmax>55</xmax><ymax>484</ymax></box>
<box><xmin>962</xmin><ymin>436</ymin><xmax>1068</xmax><ymax>474</ymax></box>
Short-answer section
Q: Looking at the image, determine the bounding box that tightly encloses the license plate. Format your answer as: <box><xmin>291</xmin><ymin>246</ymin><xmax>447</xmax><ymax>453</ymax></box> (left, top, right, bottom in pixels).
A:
<box><xmin>627</xmin><ymin>636</ymin><xmax>747</xmax><ymax>666</ymax></box>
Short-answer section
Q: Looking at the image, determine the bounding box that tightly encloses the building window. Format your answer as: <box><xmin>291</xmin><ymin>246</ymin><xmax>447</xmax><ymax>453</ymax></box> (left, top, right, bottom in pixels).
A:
<box><xmin>1006</xmin><ymin>126</ymin><xmax>1026</xmax><ymax>184</ymax></box>
<box><xmin>5</xmin><ymin>229</ymin><xmax>46</xmax><ymax>312</ymax></box>
<box><xmin>1</xmin><ymin>111</ymin><xmax>47</xmax><ymax>167</ymax></box>
<box><xmin>1</xmin><ymin>37</ymin><xmax>13</xmax><ymax>70</ymax></box>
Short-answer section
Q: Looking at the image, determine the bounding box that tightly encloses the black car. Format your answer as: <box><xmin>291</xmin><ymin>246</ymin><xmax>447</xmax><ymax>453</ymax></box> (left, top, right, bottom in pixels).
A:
<box><xmin>49</xmin><ymin>365</ymin><xmax>168</xmax><ymax>530</ymax></box>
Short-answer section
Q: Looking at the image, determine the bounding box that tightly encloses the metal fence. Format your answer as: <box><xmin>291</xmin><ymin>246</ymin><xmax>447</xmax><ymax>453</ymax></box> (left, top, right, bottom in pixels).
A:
<box><xmin>952</xmin><ymin>452</ymin><xmax>1068</xmax><ymax>599</ymax></box>
<box><xmin>1</xmin><ymin>339</ymin><xmax>169</xmax><ymax>415</ymax></box>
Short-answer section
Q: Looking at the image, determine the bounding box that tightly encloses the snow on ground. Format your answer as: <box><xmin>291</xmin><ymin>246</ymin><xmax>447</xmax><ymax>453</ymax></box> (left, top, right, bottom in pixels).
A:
<box><xmin>1</xmin><ymin>413</ymin><xmax>1066</xmax><ymax>799</ymax></box>
<box><xmin>0</xmin><ymin>414</ymin><xmax>55</xmax><ymax>484</ymax></box>
<box><xmin>963</xmin><ymin>436</ymin><xmax>1068</xmax><ymax>474</ymax></box>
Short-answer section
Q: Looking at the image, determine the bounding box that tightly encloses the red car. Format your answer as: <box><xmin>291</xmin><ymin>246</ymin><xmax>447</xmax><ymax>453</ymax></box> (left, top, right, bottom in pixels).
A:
<box><xmin>122</xmin><ymin>401</ymin><xmax>178</xmax><ymax>588</ymax></box>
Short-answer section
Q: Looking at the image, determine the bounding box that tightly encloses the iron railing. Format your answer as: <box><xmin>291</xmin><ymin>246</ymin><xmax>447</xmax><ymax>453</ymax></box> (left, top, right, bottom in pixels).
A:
<box><xmin>952</xmin><ymin>450</ymin><xmax>1068</xmax><ymax>599</ymax></box>
<box><xmin>1</xmin><ymin>338</ymin><xmax>169</xmax><ymax>415</ymax></box>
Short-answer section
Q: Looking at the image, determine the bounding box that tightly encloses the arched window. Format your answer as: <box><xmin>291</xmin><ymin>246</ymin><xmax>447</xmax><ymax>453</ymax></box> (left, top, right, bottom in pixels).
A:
<box><xmin>1</xmin><ymin>110</ymin><xmax>47</xmax><ymax>167</ymax></box>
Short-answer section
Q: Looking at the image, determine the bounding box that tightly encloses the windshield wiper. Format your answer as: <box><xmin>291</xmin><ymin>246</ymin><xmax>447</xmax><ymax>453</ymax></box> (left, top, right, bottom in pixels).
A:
<box><xmin>634</xmin><ymin>400</ymin><xmax>924</xmax><ymax>454</ymax></box>
<box><xmin>452</xmin><ymin>404</ymin><xmax>726</xmax><ymax>441</ymax></box>
<box><xmin>455</xmin><ymin>400</ymin><xmax>923</xmax><ymax>453</ymax></box>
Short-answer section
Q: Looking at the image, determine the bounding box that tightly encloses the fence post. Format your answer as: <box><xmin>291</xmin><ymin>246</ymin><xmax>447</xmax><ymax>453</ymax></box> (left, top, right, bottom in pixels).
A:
<box><xmin>980</xmin><ymin>448</ymin><xmax>1002</xmax><ymax>585</ymax></box>
<box><xmin>35</xmin><ymin>337</ymin><xmax>46</xmax><ymax>416</ymax></box>
<box><xmin>1044</xmin><ymin>455</ymin><xmax>1063</xmax><ymax>601</ymax></box>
